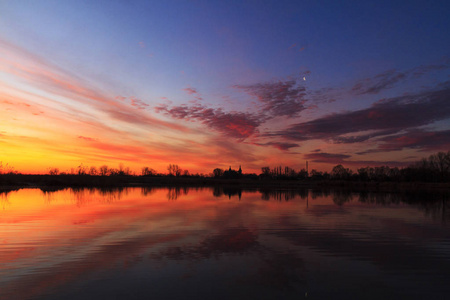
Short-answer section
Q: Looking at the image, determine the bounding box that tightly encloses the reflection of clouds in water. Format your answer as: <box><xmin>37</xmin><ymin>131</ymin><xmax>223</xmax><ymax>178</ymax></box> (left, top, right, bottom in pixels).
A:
<box><xmin>151</xmin><ymin>227</ymin><xmax>259</xmax><ymax>260</ymax></box>
<box><xmin>151</xmin><ymin>227</ymin><xmax>305</xmax><ymax>290</ymax></box>
<box><xmin>1</xmin><ymin>187</ymin><xmax>450</xmax><ymax>298</ymax></box>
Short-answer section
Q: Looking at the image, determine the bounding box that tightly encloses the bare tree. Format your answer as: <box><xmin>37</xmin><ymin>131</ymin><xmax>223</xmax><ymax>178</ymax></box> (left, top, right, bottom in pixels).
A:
<box><xmin>142</xmin><ymin>167</ymin><xmax>156</xmax><ymax>176</ymax></box>
<box><xmin>261</xmin><ymin>166</ymin><xmax>271</xmax><ymax>176</ymax></box>
<box><xmin>99</xmin><ymin>165</ymin><xmax>109</xmax><ymax>176</ymax></box>
<box><xmin>167</xmin><ymin>164</ymin><xmax>181</xmax><ymax>176</ymax></box>
<box><xmin>89</xmin><ymin>166</ymin><xmax>98</xmax><ymax>176</ymax></box>
<box><xmin>48</xmin><ymin>168</ymin><xmax>59</xmax><ymax>175</ymax></box>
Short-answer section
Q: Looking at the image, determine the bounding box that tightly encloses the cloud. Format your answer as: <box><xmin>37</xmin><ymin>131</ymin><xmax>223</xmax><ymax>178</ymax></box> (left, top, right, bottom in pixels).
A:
<box><xmin>255</xmin><ymin>142</ymin><xmax>299</xmax><ymax>151</ymax></box>
<box><xmin>234</xmin><ymin>79</ymin><xmax>307</xmax><ymax>118</ymax></box>
<box><xmin>304</xmin><ymin>151</ymin><xmax>408</xmax><ymax>167</ymax></box>
<box><xmin>129</xmin><ymin>97</ymin><xmax>149</xmax><ymax>109</ymax></box>
<box><xmin>78</xmin><ymin>136</ymin><xmax>96</xmax><ymax>142</ymax></box>
<box><xmin>155</xmin><ymin>104</ymin><xmax>262</xmax><ymax>139</ymax></box>
<box><xmin>116</xmin><ymin>96</ymin><xmax>149</xmax><ymax>109</ymax></box>
<box><xmin>332</xmin><ymin>129</ymin><xmax>398</xmax><ymax>144</ymax></box>
<box><xmin>183</xmin><ymin>87</ymin><xmax>198</xmax><ymax>95</ymax></box>
<box><xmin>358</xmin><ymin>129</ymin><xmax>450</xmax><ymax>154</ymax></box>
<box><xmin>268</xmin><ymin>86</ymin><xmax>450</xmax><ymax>145</ymax></box>
<box><xmin>182</xmin><ymin>87</ymin><xmax>203</xmax><ymax>100</ymax></box>
<box><xmin>304</xmin><ymin>152</ymin><xmax>351</xmax><ymax>164</ymax></box>
<box><xmin>411</xmin><ymin>63</ymin><xmax>449</xmax><ymax>78</ymax></box>
<box><xmin>351</xmin><ymin>62</ymin><xmax>449</xmax><ymax>95</ymax></box>
<box><xmin>351</xmin><ymin>69</ymin><xmax>406</xmax><ymax>95</ymax></box>
<box><xmin>0</xmin><ymin>38</ymin><xmax>187</xmax><ymax>134</ymax></box>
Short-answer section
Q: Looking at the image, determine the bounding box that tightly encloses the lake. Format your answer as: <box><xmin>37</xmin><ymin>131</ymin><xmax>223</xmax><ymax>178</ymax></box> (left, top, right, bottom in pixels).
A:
<box><xmin>1</xmin><ymin>187</ymin><xmax>449</xmax><ymax>299</ymax></box>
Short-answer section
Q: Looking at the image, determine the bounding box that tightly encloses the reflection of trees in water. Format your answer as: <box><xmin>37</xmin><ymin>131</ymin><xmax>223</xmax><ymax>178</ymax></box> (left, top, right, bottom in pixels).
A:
<box><xmin>310</xmin><ymin>189</ymin><xmax>331</xmax><ymax>199</ymax></box>
<box><xmin>212</xmin><ymin>187</ymin><xmax>242</xmax><ymax>199</ymax></box>
<box><xmin>40</xmin><ymin>187</ymin><xmax>67</xmax><ymax>203</ymax></box>
<box><xmin>97</xmin><ymin>187</ymin><xmax>128</xmax><ymax>203</ymax></box>
<box><xmin>150</xmin><ymin>227</ymin><xmax>305</xmax><ymax>290</ymax></box>
<box><xmin>210</xmin><ymin>187</ymin><xmax>450</xmax><ymax>222</ymax></box>
<box><xmin>166</xmin><ymin>187</ymin><xmax>190</xmax><ymax>200</ymax></box>
<box><xmin>0</xmin><ymin>189</ymin><xmax>16</xmax><ymax>209</ymax></box>
<box><xmin>332</xmin><ymin>190</ymin><xmax>353</xmax><ymax>206</ymax></box>
<box><xmin>260</xmin><ymin>189</ymin><xmax>308</xmax><ymax>202</ymax></box>
<box><xmin>334</xmin><ymin>190</ymin><xmax>450</xmax><ymax>222</ymax></box>
<box><xmin>141</xmin><ymin>187</ymin><xmax>156</xmax><ymax>196</ymax></box>
<box><xmin>67</xmin><ymin>187</ymin><xmax>127</xmax><ymax>206</ymax></box>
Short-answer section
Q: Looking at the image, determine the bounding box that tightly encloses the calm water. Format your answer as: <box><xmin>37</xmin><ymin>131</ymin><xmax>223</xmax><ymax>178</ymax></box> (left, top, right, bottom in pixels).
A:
<box><xmin>1</xmin><ymin>187</ymin><xmax>449</xmax><ymax>299</ymax></box>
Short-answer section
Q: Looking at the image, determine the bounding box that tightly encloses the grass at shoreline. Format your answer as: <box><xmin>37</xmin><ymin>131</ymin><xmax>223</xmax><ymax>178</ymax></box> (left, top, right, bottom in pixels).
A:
<box><xmin>1</xmin><ymin>174</ymin><xmax>449</xmax><ymax>193</ymax></box>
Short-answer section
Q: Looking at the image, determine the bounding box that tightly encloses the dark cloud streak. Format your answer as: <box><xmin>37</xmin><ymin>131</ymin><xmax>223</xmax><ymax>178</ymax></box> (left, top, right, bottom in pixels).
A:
<box><xmin>155</xmin><ymin>104</ymin><xmax>262</xmax><ymax>139</ymax></box>
<box><xmin>351</xmin><ymin>63</ymin><xmax>449</xmax><ymax>95</ymax></box>
<box><xmin>268</xmin><ymin>87</ymin><xmax>450</xmax><ymax>148</ymax></box>
<box><xmin>234</xmin><ymin>79</ymin><xmax>307</xmax><ymax>118</ymax></box>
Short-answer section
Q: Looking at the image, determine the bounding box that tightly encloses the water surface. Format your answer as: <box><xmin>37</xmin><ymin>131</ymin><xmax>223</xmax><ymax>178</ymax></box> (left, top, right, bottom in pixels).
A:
<box><xmin>1</xmin><ymin>187</ymin><xmax>449</xmax><ymax>299</ymax></box>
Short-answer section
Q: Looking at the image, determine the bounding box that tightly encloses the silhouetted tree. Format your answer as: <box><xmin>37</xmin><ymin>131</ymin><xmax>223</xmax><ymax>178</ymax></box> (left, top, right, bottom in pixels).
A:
<box><xmin>331</xmin><ymin>164</ymin><xmax>352</xmax><ymax>180</ymax></box>
<box><xmin>261</xmin><ymin>167</ymin><xmax>271</xmax><ymax>176</ymax></box>
<box><xmin>213</xmin><ymin>168</ymin><xmax>224</xmax><ymax>178</ymax></box>
<box><xmin>0</xmin><ymin>162</ymin><xmax>16</xmax><ymax>174</ymax></box>
<box><xmin>48</xmin><ymin>168</ymin><xmax>59</xmax><ymax>175</ymax></box>
<box><xmin>99</xmin><ymin>165</ymin><xmax>109</xmax><ymax>176</ymax></box>
<box><xmin>77</xmin><ymin>164</ymin><xmax>88</xmax><ymax>175</ymax></box>
<box><xmin>167</xmin><ymin>164</ymin><xmax>181</xmax><ymax>176</ymax></box>
<box><xmin>429</xmin><ymin>151</ymin><xmax>450</xmax><ymax>181</ymax></box>
<box><xmin>89</xmin><ymin>166</ymin><xmax>98</xmax><ymax>176</ymax></box>
<box><xmin>142</xmin><ymin>167</ymin><xmax>156</xmax><ymax>176</ymax></box>
<box><xmin>297</xmin><ymin>169</ymin><xmax>308</xmax><ymax>179</ymax></box>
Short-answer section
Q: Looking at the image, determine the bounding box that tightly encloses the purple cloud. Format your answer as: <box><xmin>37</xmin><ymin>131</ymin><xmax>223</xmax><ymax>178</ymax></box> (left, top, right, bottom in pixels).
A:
<box><xmin>234</xmin><ymin>79</ymin><xmax>307</xmax><ymax>117</ymax></box>
<box><xmin>351</xmin><ymin>62</ymin><xmax>449</xmax><ymax>95</ymax></box>
<box><xmin>304</xmin><ymin>151</ymin><xmax>409</xmax><ymax>167</ymax></box>
<box><xmin>155</xmin><ymin>103</ymin><xmax>262</xmax><ymax>139</ymax></box>
<box><xmin>268</xmin><ymin>86</ymin><xmax>450</xmax><ymax>145</ymax></box>
<box><xmin>304</xmin><ymin>152</ymin><xmax>351</xmax><ymax>164</ymax></box>
<box><xmin>255</xmin><ymin>142</ymin><xmax>299</xmax><ymax>151</ymax></box>
<box><xmin>351</xmin><ymin>69</ymin><xmax>406</xmax><ymax>95</ymax></box>
<box><xmin>183</xmin><ymin>87</ymin><xmax>198</xmax><ymax>95</ymax></box>
<box><xmin>358</xmin><ymin>129</ymin><xmax>450</xmax><ymax>154</ymax></box>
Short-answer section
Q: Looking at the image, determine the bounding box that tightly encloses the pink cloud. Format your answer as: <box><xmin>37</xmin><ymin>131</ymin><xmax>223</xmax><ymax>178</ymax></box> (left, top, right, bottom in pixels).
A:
<box><xmin>183</xmin><ymin>87</ymin><xmax>198</xmax><ymax>95</ymax></box>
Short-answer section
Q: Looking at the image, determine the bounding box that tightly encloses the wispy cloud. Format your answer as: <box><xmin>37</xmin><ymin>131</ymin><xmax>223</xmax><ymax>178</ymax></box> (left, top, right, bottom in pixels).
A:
<box><xmin>351</xmin><ymin>69</ymin><xmax>406</xmax><ymax>95</ymax></box>
<box><xmin>233</xmin><ymin>79</ymin><xmax>307</xmax><ymax>118</ymax></box>
<box><xmin>268</xmin><ymin>85</ymin><xmax>450</xmax><ymax>145</ymax></box>
<box><xmin>358</xmin><ymin>129</ymin><xmax>450</xmax><ymax>154</ymax></box>
<box><xmin>183</xmin><ymin>87</ymin><xmax>198</xmax><ymax>95</ymax></box>
<box><xmin>305</xmin><ymin>151</ymin><xmax>408</xmax><ymax>167</ymax></box>
<box><xmin>304</xmin><ymin>152</ymin><xmax>351</xmax><ymax>164</ymax></box>
<box><xmin>116</xmin><ymin>96</ymin><xmax>149</xmax><ymax>110</ymax></box>
<box><xmin>0</xmin><ymin>38</ymin><xmax>188</xmax><ymax>133</ymax></box>
<box><xmin>351</xmin><ymin>62</ymin><xmax>449</xmax><ymax>95</ymax></box>
<box><xmin>254</xmin><ymin>142</ymin><xmax>299</xmax><ymax>151</ymax></box>
<box><xmin>155</xmin><ymin>104</ymin><xmax>262</xmax><ymax>139</ymax></box>
<box><xmin>78</xmin><ymin>136</ymin><xmax>97</xmax><ymax>142</ymax></box>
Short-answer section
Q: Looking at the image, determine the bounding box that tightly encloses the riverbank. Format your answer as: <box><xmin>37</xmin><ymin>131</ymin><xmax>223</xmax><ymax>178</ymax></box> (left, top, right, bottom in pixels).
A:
<box><xmin>1</xmin><ymin>174</ymin><xmax>449</xmax><ymax>193</ymax></box>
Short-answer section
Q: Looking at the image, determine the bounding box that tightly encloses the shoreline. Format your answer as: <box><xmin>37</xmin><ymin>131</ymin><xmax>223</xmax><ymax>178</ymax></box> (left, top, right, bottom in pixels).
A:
<box><xmin>1</xmin><ymin>174</ymin><xmax>449</xmax><ymax>193</ymax></box>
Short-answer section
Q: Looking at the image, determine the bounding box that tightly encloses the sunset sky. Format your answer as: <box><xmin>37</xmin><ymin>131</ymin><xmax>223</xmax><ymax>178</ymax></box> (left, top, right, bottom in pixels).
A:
<box><xmin>1</xmin><ymin>0</ymin><xmax>449</xmax><ymax>174</ymax></box>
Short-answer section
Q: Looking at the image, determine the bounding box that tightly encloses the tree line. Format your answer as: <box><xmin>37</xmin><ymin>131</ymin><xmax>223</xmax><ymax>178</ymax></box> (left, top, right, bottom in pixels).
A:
<box><xmin>1</xmin><ymin>151</ymin><xmax>449</xmax><ymax>182</ymax></box>
<box><xmin>255</xmin><ymin>151</ymin><xmax>450</xmax><ymax>183</ymax></box>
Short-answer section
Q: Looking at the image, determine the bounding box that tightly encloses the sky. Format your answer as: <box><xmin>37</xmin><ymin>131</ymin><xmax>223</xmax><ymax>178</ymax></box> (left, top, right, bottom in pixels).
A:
<box><xmin>0</xmin><ymin>0</ymin><xmax>449</xmax><ymax>174</ymax></box>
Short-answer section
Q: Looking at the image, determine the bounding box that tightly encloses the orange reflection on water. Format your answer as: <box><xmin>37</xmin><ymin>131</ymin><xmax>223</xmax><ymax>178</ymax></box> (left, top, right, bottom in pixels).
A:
<box><xmin>1</xmin><ymin>187</ymin><xmax>449</xmax><ymax>299</ymax></box>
